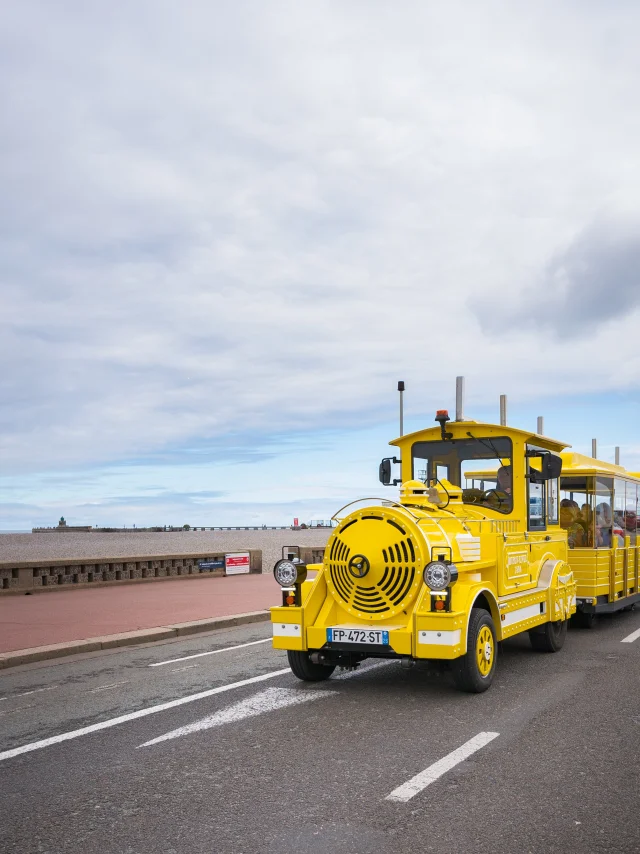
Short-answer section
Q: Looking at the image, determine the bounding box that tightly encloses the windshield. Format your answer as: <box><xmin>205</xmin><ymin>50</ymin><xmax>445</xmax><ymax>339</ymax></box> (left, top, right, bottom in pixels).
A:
<box><xmin>412</xmin><ymin>436</ymin><xmax>513</xmax><ymax>514</ymax></box>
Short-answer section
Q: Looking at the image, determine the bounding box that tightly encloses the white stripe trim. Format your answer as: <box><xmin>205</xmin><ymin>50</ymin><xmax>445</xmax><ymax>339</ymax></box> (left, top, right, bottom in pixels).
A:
<box><xmin>621</xmin><ymin>627</ymin><xmax>640</xmax><ymax>643</ymax></box>
<box><xmin>272</xmin><ymin>623</ymin><xmax>301</xmax><ymax>637</ymax></box>
<box><xmin>417</xmin><ymin>630</ymin><xmax>461</xmax><ymax>646</ymax></box>
<box><xmin>502</xmin><ymin>602</ymin><xmax>542</xmax><ymax>628</ymax></box>
<box><xmin>386</xmin><ymin>731</ymin><xmax>500</xmax><ymax>802</ymax></box>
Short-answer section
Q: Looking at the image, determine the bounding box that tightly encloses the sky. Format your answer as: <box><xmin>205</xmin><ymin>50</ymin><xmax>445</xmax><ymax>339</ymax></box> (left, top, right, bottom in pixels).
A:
<box><xmin>1</xmin><ymin>1</ymin><xmax>640</xmax><ymax>529</ymax></box>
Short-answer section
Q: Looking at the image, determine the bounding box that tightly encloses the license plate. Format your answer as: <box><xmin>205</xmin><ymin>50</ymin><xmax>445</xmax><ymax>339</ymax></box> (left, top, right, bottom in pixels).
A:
<box><xmin>327</xmin><ymin>628</ymin><xmax>389</xmax><ymax>645</ymax></box>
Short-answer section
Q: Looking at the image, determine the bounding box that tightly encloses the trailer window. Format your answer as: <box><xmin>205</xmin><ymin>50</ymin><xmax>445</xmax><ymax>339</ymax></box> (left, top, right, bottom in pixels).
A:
<box><xmin>560</xmin><ymin>476</ymin><xmax>615</xmax><ymax>549</ymax></box>
<box><xmin>559</xmin><ymin>477</ymin><xmax>591</xmax><ymax>548</ymax></box>
<box><xmin>624</xmin><ymin>481</ymin><xmax>638</xmax><ymax>545</ymax></box>
<box><xmin>412</xmin><ymin>436</ymin><xmax>513</xmax><ymax>514</ymax></box>
<box><xmin>613</xmin><ymin>479</ymin><xmax>630</xmax><ymax>547</ymax></box>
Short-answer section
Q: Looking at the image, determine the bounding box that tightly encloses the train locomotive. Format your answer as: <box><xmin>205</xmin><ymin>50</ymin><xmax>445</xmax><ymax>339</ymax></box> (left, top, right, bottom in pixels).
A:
<box><xmin>271</xmin><ymin>405</ymin><xmax>579</xmax><ymax>693</ymax></box>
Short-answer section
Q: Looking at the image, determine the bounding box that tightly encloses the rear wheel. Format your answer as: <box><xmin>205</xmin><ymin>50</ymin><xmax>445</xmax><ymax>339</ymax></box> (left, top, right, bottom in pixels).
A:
<box><xmin>451</xmin><ymin>608</ymin><xmax>497</xmax><ymax>693</ymax></box>
<box><xmin>287</xmin><ymin>650</ymin><xmax>336</xmax><ymax>681</ymax></box>
<box><xmin>529</xmin><ymin>619</ymin><xmax>567</xmax><ymax>651</ymax></box>
<box><xmin>572</xmin><ymin>610</ymin><xmax>597</xmax><ymax>629</ymax></box>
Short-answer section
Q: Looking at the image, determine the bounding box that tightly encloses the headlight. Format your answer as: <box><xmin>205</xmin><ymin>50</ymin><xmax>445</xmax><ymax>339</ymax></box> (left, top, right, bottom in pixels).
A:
<box><xmin>273</xmin><ymin>559</ymin><xmax>307</xmax><ymax>587</ymax></box>
<box><xmin>423</xmin><ymin>561</ymin><xmax>458</xmax><ymax>591</ymax></box>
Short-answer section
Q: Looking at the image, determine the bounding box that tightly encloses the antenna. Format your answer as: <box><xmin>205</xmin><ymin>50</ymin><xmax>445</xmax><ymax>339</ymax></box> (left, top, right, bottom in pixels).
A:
<box><xmin>537</xmin><ymin>416</ymin><xmax>544</xmax><ymax>435</ymax></box>
<box><xmin>455</xmin><ymin>376</ymin><xmax>465</xmax><ymax>421</ymax></box>
<box><xmin>615</xmin><ymin>446</ymin><xmax>620</xmax><ymax>465</ymax></box>
<box><xmin>398</xmin><ymin>381</ymin><xmax>405</xmax><ymax>436</ymax></box>
<box><xmin>592</xmin><ymin>438</ymin><xmax>597</xmax><ymax>458</ymax></box>
<box><xmin>500</xmin><ymin>395</ymin><xmax>507</xmax><ymax>426</ymax></box>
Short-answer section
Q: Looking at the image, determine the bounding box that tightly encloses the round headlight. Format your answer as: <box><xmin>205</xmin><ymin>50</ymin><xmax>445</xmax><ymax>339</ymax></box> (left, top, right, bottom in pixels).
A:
<box><xmin>273</xmin><ymin>559</ymin><xmax>307</xmax><ymax>587</ymax></box>
<box><xmin>423</xmin><ymin>561</ymin><xmax>458</xmax><ymax>591</ymax></box>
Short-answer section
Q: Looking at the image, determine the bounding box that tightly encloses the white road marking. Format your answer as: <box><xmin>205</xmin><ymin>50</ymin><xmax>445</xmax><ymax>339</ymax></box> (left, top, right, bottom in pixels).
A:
<box><xmin>139</xmin><ymin>686</ymin><xmax>335</xmax><ymax>747</ymax></box>
<box><xmin>150</xmin><ymin>638</ymin><xmax>272</xmax><ymax>667</ymax></box>
<box><xmin>386</xmin><ymin>731</ymin><xmax>500</xmax><ymax>802</ymax></box>
<box><xmin>0</xmin><ymin>686</ymin><xmax>59</xmax><ymax>701</ymax></box>
<box><xmin>621</xmin><ymin>627</ymin><xmax>640</xmax><ymax>643</ymax></box>
<box><xmin>140</xmin><ymin>659</ymin><xmax>393</xmax><ymax>747</ymax></box>
<box><xmin>0</xmin><ymin>668</ymin><xmax>290</xmax><ymax>763</ymax></box>
<box><xmin>90</xmin><ymin>681</ymin><xmax>130</xmax><ymax>693</ymax></box>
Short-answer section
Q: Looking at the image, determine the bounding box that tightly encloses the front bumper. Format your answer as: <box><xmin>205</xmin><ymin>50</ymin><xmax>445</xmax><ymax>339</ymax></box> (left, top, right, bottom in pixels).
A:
<box><xmin>270</xmin><ymin>606</ymin><xmax>467</xmax><ymax>660</ymax></box>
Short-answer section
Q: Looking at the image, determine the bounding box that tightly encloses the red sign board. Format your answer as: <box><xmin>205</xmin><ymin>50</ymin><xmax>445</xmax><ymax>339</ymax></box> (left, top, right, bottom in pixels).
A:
<box><xmin>225</xmin><ymin>552</ymin><xmax>251</xmax><ymax>575</ymax></box>
<box><xmin>293</xmin><ymin>518</ymin><xmax>299</xmax><ymax>526</ymax></box>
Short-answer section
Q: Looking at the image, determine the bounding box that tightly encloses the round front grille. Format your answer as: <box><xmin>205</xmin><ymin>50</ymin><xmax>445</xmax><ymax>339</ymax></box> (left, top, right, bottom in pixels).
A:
<box><xmin>325</xmin><ymin>511</ymin><xmax>423</xmax><ymax>620</ymax></box>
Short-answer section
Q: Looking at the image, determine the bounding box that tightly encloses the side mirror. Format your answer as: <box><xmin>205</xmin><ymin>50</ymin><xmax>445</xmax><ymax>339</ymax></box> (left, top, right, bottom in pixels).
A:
<box><xmin>379</xmin><ymin>457</ymin><xmax>400</xmax><ymax>486</ymax></box>
<box><xmin>379</xmin><ymin>459</ymin><xmax>391</xmax><ymax>485</ymax></box>
<box><xmin>542</xmin><ymin>453</ymin><xmax>562</xmax><ymax>479</ymax></box>
<box><xmin>530</xmin><ymin>453</ymin><xmax>562</xmax><ymax>483</ymax></box>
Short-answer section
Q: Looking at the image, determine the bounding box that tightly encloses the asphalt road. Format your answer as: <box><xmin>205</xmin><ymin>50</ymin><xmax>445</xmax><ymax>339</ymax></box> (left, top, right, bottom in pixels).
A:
<box><xmin>1</xmin><ymin>611</ymin><xmax>639</xmax><ymax>854</ymax></box>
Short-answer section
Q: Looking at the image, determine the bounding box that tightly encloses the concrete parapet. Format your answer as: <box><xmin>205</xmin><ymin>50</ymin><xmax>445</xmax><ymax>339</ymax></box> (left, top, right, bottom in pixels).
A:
<box><xmin>0</xmin><ymin>549</ymin><xmax>263</xmax><ymax>594</ymax></box>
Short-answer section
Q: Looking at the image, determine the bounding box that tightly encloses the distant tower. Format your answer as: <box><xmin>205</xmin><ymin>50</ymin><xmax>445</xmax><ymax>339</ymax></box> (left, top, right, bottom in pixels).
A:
<box><xmin>58</xmin><ymin>517</ymin><xmax>67</xmax><ymax>527</ymax></box>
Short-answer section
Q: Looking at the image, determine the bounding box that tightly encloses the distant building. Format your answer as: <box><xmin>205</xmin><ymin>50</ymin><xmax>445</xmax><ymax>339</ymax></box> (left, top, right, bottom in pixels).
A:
<box><xmin>32</xmin><ymin>517</ymin><xmax>93</xmax><ymax>533</ymax></box>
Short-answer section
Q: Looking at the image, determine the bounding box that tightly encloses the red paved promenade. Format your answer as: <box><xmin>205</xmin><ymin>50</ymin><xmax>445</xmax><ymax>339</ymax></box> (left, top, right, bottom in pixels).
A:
<box><xmin>0</xmin><ymin>574</ymin><xmax>280</xmax><ymax>654</ymax></box>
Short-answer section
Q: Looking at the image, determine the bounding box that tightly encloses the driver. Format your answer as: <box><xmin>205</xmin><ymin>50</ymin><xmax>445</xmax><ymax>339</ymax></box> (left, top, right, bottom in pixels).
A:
<box><xmin>496</xmin><ymin>465</ymin><xmax>512</xmax><ymax>495</ymax></box>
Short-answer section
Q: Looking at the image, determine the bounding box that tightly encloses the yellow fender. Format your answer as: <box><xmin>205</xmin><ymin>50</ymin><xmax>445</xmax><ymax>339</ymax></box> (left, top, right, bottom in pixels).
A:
<box><xmin>539</xmin><ymin>559</ymin><xmax>577</xmax><ymax>622</ymax></box>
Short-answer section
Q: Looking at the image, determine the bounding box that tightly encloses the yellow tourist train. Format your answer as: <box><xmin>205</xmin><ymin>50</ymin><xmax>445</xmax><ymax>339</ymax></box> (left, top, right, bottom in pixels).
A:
<box><xmin>271</xmin><ymin>407</ymin><xmax>582</xmax><ymax>692</ymax></box>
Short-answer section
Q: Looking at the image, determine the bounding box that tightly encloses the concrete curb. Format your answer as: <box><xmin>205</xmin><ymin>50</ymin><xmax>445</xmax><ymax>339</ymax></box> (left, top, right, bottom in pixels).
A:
<box><xmin>0</xmin><ymin>610</ymin><xmax>270</xmax><ymax>670</ymax></box>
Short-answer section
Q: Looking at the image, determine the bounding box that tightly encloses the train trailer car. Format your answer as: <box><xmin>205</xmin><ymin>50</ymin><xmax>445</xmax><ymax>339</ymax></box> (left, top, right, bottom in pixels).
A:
<box><xmin>559</xmin><ymin>453</ymin><xmax>640</xmax><ymax>627</ymax></box>
<box><xmin>270</xmin><ymin>410</ymin><xmax>577</xmax><ymax>693</ymax></box>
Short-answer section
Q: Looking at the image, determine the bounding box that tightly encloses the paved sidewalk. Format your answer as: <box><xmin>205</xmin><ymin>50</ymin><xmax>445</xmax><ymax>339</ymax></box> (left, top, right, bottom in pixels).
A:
<box><xmin>0</xmin><ymin>573</ymin><xmax>283</xmax><ymax>668</ymax></box>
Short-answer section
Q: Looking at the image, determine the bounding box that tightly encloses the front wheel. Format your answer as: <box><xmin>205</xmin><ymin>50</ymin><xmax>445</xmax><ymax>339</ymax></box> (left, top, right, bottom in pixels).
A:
<box><xmin>287</xmin><ymin>650</ymin><xmax>336</xmax><ymax>681</ymax></box>
<box><xmin>451</xmin><ymin>608</ymin><xmax>497</xmax><ymax>693</ymax></box>
<box><xmin>529</xmin><ymin>619</ymin><xmax>567</xmax><ymax>652</ymax></box>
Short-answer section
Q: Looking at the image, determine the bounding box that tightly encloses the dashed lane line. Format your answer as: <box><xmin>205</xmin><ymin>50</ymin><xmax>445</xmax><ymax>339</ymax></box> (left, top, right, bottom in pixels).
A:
<box><xmin>0</xmin><ymin>686</ymin><xmax>59</xmax><ymax>701</ymax></box>
<box><xmin>621</xmin><ymin>627</ymin><xmax>640</xmax><ymax>643</ymax></box>
<box><xmin>386</xmin><ymin>731</ymin><xmax>500</xmax><ymax>803</ymax></box>
<box><xmin>90</xmin><ymin>681</ymin><xmax>130</xmax><ymax>693</ymax></box>
<box><xmin>0</xmin><ymin>668</ymin><xmax>290</xmax><ymax>763</ymax></box>
<box><xmin>149</xmin><ymin>638</ymin><xmax>272</xmax><ymax>667</ymax></box>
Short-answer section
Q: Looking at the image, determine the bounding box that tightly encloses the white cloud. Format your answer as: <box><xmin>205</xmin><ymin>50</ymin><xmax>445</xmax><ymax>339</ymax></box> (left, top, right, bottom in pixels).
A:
<box><xmin>2</xmin><ymin>0</ymin><xmax>640</xmax><ymax>481</ymax></box>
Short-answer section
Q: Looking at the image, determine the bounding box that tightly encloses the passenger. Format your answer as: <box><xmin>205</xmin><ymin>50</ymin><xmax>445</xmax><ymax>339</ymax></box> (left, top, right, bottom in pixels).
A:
<box><xmin>560</xmin><ymin>499</ymin><xmax>585</xmax><ymax>548</ymax></box>
<box><xmin>595</xmin><ymin>503</ymin><xmax>613</xmax><ymax>547</ymax></box>
<box><xmin>580</xmin><ymin>504</ymin><xmax>594</xmax><ymax>546</ymax></box>
<box><xmin>613</xmin><ymin>511</ymin><xmax>626</xmax><ymax>546</ymax></box>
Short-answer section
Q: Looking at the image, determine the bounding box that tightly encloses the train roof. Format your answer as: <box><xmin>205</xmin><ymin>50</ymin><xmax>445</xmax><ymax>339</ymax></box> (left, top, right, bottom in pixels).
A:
<box><xmin>561</xmin><ymin>452</ymin><xmax>640</xmax><ymax>480</ymax></box>
<box><xmin>390</xmin><ymin>420</ymin><xmax>569</xmax><ymax>453</ymax></box>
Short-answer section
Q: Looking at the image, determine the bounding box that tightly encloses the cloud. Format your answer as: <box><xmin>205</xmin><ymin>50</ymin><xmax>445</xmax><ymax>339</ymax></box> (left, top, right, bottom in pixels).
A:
<box><xmin>474</xmin><ymin>216</ymin><xmax>640</xmax><ymax>338</ymax></box>
<box><xmin>1</xmin><ymin>0</ymin><xmax>640</xmax><ymax>490</ymax></box>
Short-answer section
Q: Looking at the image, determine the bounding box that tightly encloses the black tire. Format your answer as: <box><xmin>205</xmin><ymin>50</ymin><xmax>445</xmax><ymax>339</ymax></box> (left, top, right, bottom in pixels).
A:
<box><xmin>287</xmin><ymin>650</ymin><xmax>336</xmax><ymax>681</ymax></box>
<box><xmin>529</xmin><ymin>619</ymin><xmax>567</xmax><ymax>651</ymax></box>
<box><xmin>451</xmin><ymin>608</ymin><xmax>497</xmax><ymax>693</ymax></box>
<box><xmin>572</xmin><ymin>610</ymin><xmax>597</xmax><ymax>629</ymax></box>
